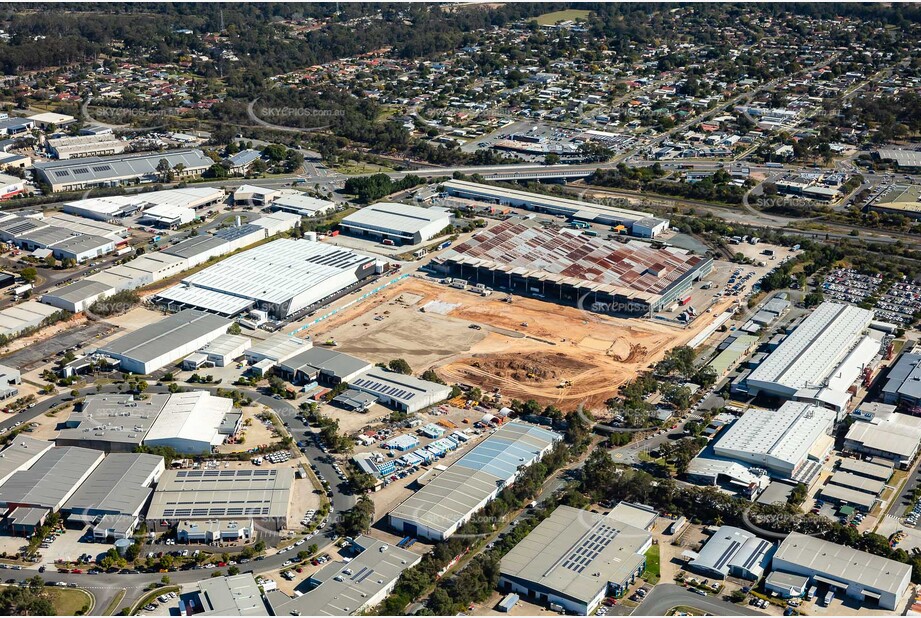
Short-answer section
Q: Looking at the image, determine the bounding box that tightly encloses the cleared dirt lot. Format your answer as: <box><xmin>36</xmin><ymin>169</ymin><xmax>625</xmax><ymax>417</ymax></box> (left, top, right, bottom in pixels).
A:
<box><xmin>308</xmin><ymin>277</ymin><xmax>733</xmax><ymax>411</ymax></box>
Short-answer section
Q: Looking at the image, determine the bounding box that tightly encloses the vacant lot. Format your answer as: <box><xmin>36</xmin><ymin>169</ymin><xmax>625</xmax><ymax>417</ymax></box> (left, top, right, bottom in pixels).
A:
<box><xmin>535</xmin><ymin>9</ymin><xmax>592</xmax><ymax>25</ymax></box>
<box><xmin>309</xmin><ymin>277</ymin><xmax>730</xmax><ymax>410</ymax></box>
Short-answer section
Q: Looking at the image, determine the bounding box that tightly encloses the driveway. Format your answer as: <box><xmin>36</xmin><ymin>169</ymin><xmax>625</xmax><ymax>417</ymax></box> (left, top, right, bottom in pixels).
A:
<box><xmin>634</xmin><ymin>584</ymin><xmax>766</xmax><ymax>617</ymax></box>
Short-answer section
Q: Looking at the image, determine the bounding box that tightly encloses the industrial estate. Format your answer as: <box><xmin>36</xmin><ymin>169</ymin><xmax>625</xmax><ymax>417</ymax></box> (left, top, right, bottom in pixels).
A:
<box><xmin>0</xmin><ymin>3</ymin><xmax>918</xmax><ymax>618</ymax></box>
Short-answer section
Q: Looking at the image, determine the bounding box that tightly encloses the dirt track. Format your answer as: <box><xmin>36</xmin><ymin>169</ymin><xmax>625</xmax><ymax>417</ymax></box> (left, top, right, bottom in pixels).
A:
<box><xmin>309</xmin><ymin>277</ymin><xmax>734</xmax><ymax>410</ymax></box>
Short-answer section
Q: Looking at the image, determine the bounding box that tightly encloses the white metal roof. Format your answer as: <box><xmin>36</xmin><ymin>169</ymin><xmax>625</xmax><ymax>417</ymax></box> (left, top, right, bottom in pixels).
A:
<box><xmin>747</xmin><ymin>302</ymin><xmax>873</xmax><ymax>392</ymax></box>
<box><xmin>144</xmin><ymin>390</ymin><xmax>233</xmax><ymax>447</ymax></box>
<box><xmin>341</xmin><ymin>203</ymin><xmax>450</xmax><ymax>235</ymax></box>
<box><xmin>157</xmin><ymin>284</ymin><xmax>254</xmax><ymax>315</ymax></box>
<box><xmin>714</xmin><ymin>402</ymin><xmax>836</xmax><ymax>472</ymax></box>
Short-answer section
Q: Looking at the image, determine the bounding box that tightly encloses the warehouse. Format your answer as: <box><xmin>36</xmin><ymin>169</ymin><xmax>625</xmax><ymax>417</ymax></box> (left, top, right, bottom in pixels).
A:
<box><xmin>435</xmin><ymin>220</ymin><xmax>712</xmax><ymax>316</ymax></box>
<box><xmin>0</xmin><ymin>173</ymin><xmax>24</xmax><ymax>200</ymax></box>
<box><xmin>340</xmin><ymin>203</ymin><xmax>451</xmax><ymax>245</ymax></box>
<box><xmin>277</xmin><ymin>347</ymin><xmax>372</xmax><ymax>387</ymax></box>
<box><xmin>818</xmin><ymin>483</ymin><xmax>877</xmax><ymax>511</ymax></box>
<box><xmin>34</xmin><ymin>149</ymin><xmax>213</xmax><ymax>192</ymax></box>
<box><xmin>745</xmin><ymin>302</ymin><xmax>877</xmax><ymax>412</ymax></box>
<box><xmin>498</xmin><ymin>505</ymin><xmax>652</xmax><ymax>615</ymax></box>
<box><xmin>47</xmin><ymin>134</ymin><xmax>126</xmax><ymax>159</ymax></box>
<box><xmin>0</xmin><ymin>446</ymin><xmax>104</xmax><ymax>513</ymax></box>
<box><xmin>687</xmin><ymin>526</ymin><xmax>774</xmax><ymax>581</ymax></box>
<box><xmin>0</xmin><ymin>117</ymin><xmax>34</xmax><ymax>136</ymax></box>
<box><xmin>187</xmin><ymin>573</ymin><xmax>270</xmax><ymax>616</ymax></box>
<box><xmin>233</xmin><ymin>185</ymin><xmax>280</xmax><ymax>206</ymax></box>
<box><xmin>389</xmin><ymin>422</ymin><xmax>561</xmax><ymax>541</ymax></box>
<box><xmin>881</xmin><ymin>352</ymin><xmax>921</xmax><ymax>407</ymax></box>
<box><xmin>41</xmin><ymin>279</ymin><xmax>114</xmax><ymax>314</ymax></box>
<box><xmin>225</xmin><ymin>149</ymin><xmax>262</xmax><ymax>174</ymax></box>
<box><xmin>350</xmin><ymin>367</ymin><xmax>453</xmax><ymax>413</ymax></box>
<box><xmin>271</xmin><ymin>192</ymin><xmax>336</xmax><ymax>217</ymax></box>
<box><xmin>139</xmin><ymin>187</ymin><xmax>226</xmax><ymax>211</ymax></box>
<box><xmin>0</xmin><ymin>437</ymin><xmax>53</xmax><ymax>487</ymax></box>
<box><xmin>57</xmin><ymin>393</ymin><xmax>171</xmax><ymax>452</ymax></box>
<box><xmin>874</xmin><ymin>149</ymin><xmax>921</xmax><ymax>172</ymax></box>
<box><xmin>0</xmin><ymin>300</ymin><xmax>62</xmax><ymax>339</ymax></box>
<box><xmin>712</xmin><ymin>402</ymin><xmax>836</xmax><ymax>483</ymax></box>
<box><xmin>843</xmin><ymin>410</ymin><xmax>921</xmax><ymax>468</ymax></box>
<box><xmin>245</xmin><ymin>335</ymin><xmax>311</xmax><ymax>366</ymax></box>
<box><xmin>28</xmin><ymin>111</ymin><xmax>76</xmax><ymax>129</ymax></box>
<box><xmin>269</xmin><ymin>535</ymin><xmax>421</xmax><ymax>616</ymax></box>
<box><xmin>143</xmin><ymin>390</ymin><xmax>238</xmax><ymax>454</ymax></box>
<box><xmin>249</xmin><ymin>211</ymin><xmax>301</xmax><ymax>237</ymax></box>
<box><xmin>141</xmin><ymin>203</ymin><xmax>196</xmax><ymax>228</ymax></box>
<box><xmin>161</xmin><ymin>235</ymin><xmax>231</xmax><ymax>269</ymax></box>
<box><xmin>191</xmin><ymin>333</ymin><xmax>251</xmax><ymax>367</ymax></box>
<box><xmin>771</xmin><ymin>532</ymin><xmax>911</xmax><ymax>610</ymax></box>
<box><xmin>63</xmin><ymin>195</ymin><xmax>145</xmax><ymax>221</ymax></box>
<box><xmin>174</xmin><ymin>239</ymin><xmax>380</xmax><ymax>319</ymax></box>
<box><xmin>836</xmin><ymin>457</ymin><xmax>894</xmax><ymax>482</ymax></box>
<box><xmin>0</xmin><ymin>213</ymin><xmax>117</xmax><ymax>263</ymax></box>
<box><xmin>442</xmin><ymin>179</ymin><xmax>669</xmax><ymax>237</ymax></box>
<box><xmin>147</xmin><ymin>467</ymin><xmax>294</xmax><ymax>532</ymax></box>
<box><xmin>61</xmin><ymin>453</ymin><xmax>164</xmax><ymax>525</ymax></box>
<box><xmin>870</xmin><ymin>184</ymin><xmax>921</xmax><ymax>220</ymax></box>
<box><xmin>96</xmin><ymin>309</ymin><xmax>232</xmax><ymax>374</ymax></box>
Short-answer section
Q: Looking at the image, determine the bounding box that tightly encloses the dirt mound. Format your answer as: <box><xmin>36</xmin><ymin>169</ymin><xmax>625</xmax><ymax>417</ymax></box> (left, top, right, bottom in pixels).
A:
<box><xmin>463</xmin><ymin>352</ymin><xmax>593</xmax><ymax>383</ymax></box>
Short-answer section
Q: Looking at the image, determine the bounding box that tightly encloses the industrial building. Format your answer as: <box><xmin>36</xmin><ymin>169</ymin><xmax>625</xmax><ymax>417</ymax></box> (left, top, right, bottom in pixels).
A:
<box><xmin>233</xmin><ymin>185</ymin><xmax>280</xmax><ymax>206</ymax></box>
<box><xmin>871</xmin><ymin>184</ymin><xmax>921</xmax><ymax>220</ymax></box>
<box><xmin>389</xmin><ymin>422</ymin><xmax>561</xmax><ymax>541</ymax></box>
<box><xmin>0</xmin><ymin>300</ymin><xmax>62</xmax><ymax>339</ymax></box>
<box><xmin>745</xmin><ymin>302</ymin><xmax>878</xmax><ymax>412</ymax></box>
<box><xmin>340</xmin><ymin>203</ymin><xmax>451</xmax><ymax>245</ymax></box>
<box><xmin>271</xmin><ymin>192</ymin><xmax>336</xmax><ymax>217</ymax></box>
<box><xmin>96</xmin><ymin>309</ymin><xmax>232</xmax><ymax>374</ymax></box>
<box><xmin>771</xmin><ymin>532</ymin><xmax>911</xmax><ymax>610</ymax></box>
<box><xmin>0</xmin><ymin>212</ymin><xmax>124</xmax><ymax>263</ymax></box>
<box><xmin>442</xmin><ymin>179</ymin><xmax>669</xmax><ymax>237</ymax></box>
<box><xmin>687</xmin><ymin>526</ymin><xmax>775</xmax><ymax>581</ymax></box>
<box><xmin>184</xmin><ymin>573</ymin><xmax>270</xmax><ymax>616</ymax></box>
<box><xmin>819</xmin><ymin>471</ymin><xmax>883</xmax><ymax>512</ymax></box>
<box><xmin>882</xmin><ymin>352</ymin><xmax>921</xmax><ymax>408</ymax></box>
<box><xmin>177</xmin><ymin>519</ymin><xmax>252</xmax><ymax>544</ymax></box>
<box><xmin>844</xmin><ymin>407</ymin><xmax>921</xmax><ymax>468</ymax></box>
<box><xmin>685</xmin><ymin>457</ymin><xmax>771</xmax><ymax>498</ymax></box>
<box><xmin>0</xmin><ymin>173</ymin><xmax>26</xmax><ymax>200</ymax></box>
<box><xmin>349</xmin><ymin>367</ymin><xmax>453</xmax><ymax>413</ymax></box>
<box><xmin>168</xmin><ymin>239</ymin><xmax>380</xmax><ymax>319</ymax></box>
<box><xmin>0</xmin><ymin>437</ymin><xmax>53</xmax><ymax>487</ymax></box>
<box><xmin>183</xmin><ymin>333</ymin><xmax>251</xmax><ymax>369</ymax></box>
<box><xmin>34</xmin><ymin>149</ymin><xmax>213</xmax><ymax>192</ymax></box>
<box><xmin>245</xmin><ymin>335</ymin><xmax>311</xmax><ymax>367</ymax></box>
<box><xmin>712</xmin><ymin>402</ymin><xmax>836</xmax><ymax>484</ymax></box>
<box><xmin>141</xmin><ymin>203</ymin><xmax>196</xmax><ymax>228</ymax></box>
<box><xmin>498</xmin><ymin>505</ymin><xmax>652</xmax><ymax>615</ymax></box>
<box><xmin>874</xmin><ymin>148</ymin><xmax>921</xmax><ymax>171</ymax></box>
<box><xmin>61</xmin><ymin>453</ymin><xmax>164</xmax><ymax>526</ymax></box>
<box><xmin>63</xmin><ymin>187</ymin><xmax>225</xmax><ymax>222</ymax></box>
<box><xmin>268</xmin><ymin>535</ymin><xmax>422</xmax><ymax>616</ymax></box>
<box><xmin>144</xmin><ymin>390</ymin><xmax>239</xmax><ymax>454</ymax></box>
<box><xmin>147</xmin><ymin>467</ymin><xmax>294</xmax><ymax>532</ymax></box>
<box><xmin>277</xmin><ymin>347</ymin><xmax>372</xmax><ymax>387</ymax></box>
<box><xmin>435</xmin><ymin>220</ymin><xmax>712</xmax><ymax>316</ymax></box>
<box><xmin>57</xmin><ymin>393</ymin><xmax>172</xmax><ymax>452</ymax></box>
<box><xmin>0</xmin><ymin>446</ymin><xmax>104</xmax><ymax>513</ymax></box>
<box><xmin>46</xmin><ymin>134</ymin><xmax>126</xmax><ymax>159</ymax></box>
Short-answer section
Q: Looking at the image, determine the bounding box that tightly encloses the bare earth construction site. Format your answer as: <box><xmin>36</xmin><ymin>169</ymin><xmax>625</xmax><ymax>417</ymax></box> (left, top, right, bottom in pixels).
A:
<box><xmin>308</xmin><ymin>277</ymin><xmax>736</xmax><ymax>409</ymax></box>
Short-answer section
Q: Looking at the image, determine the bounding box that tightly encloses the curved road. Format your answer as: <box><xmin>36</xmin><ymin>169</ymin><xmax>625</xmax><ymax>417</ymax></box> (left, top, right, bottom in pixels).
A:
<box><xmin>634</xmin><ymin>584</ymin><xmax>766</xmax><ymax>617</ymax></box>
<box><xmin>0</xmin><ymin>381</ymin><xmax>357</xmax><ymax>614</ymax></box>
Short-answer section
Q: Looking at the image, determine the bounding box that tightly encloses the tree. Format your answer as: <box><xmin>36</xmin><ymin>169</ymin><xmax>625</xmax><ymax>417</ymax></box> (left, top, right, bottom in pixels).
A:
<box><xmin>43</xmin><ymin>254</ymin><xmax>56</xmax><ymax>269</ymax></box>
<box><xmin>228</xmin><ymin>322</ymin><xmax>242</xmax><ymax>335</ymax></box>
<box><xmin>544</xmin><ymin>152</ymin><xmax>560</xmax><ymax>165</ymax></box>
<box><xmin>20</xmin><ymin>267</ymin><xmax>37</xmax><ymax>283</ymax></box>
<box><xmin>387</xmin><ymin>358</ymin><xmax>412</xmax><ymax>375</ymax></box>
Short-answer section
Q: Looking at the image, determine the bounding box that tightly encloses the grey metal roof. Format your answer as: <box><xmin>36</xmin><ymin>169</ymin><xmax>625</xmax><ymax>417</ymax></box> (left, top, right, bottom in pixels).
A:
<box><xmin>99</xmin><ymin>309</ymin><xmax>231</xmax><ymax>364</ymax></box>
<box><xmin>281</xmin><ymin>347</ymin><xmax>372</xmax><ymax>381</ymax></box>
<box><xmin>836</xmin><ymin>458</ymin><xmax>893</xmax><ymax>481</ymax></box>
<box><xmin>774</xmin><ymin>532</ymin><xmax>911</xmax><ymax>595</ymax></box>
<box><xmin>63</xmin><ymin>453</ymin><xmax>162</xmax><ymax>516</ymax></box>
<box><xmin>42</xmin><ymin>279</ymin><xmax>113</xmax><ymax>304</ymax></box>
<box><xmin>606</xmin><ymin>502</ymin><xmax>658</xmax><ymax>531</ymax></box>
<box><xmin>147</xmin><ymin>467</ymin><xmax>293</xmax><ymax>521</ymax></box>
<box><xmin>350</xmin><ymin>368</ymin><xmax>452</xmax><ymax>407</ymax></box>
<box><xmin>0</xmin><ymin>446</ymin><xmax>104</xmax><ymax>509</ymax></box>
<box><xmin>162</xmin><ymin>235</ymin><xmax>229</xmax><ymax>260</ymax></box>
<box><xmin>0</xmin><ymin>436</ymin><xmax>54</xmax><ymax>484</ymax></box>
<box><xmin>882</xmin><ymin>353</ymin><xmax>921</xmax><ymax>401</ymax></box>
<box><xmin>195</xmin><ymin>574</ymin><xmax>270</xmax><ymax>616</ymax></box>
<box><xmin>34</xmin><ymin>149</ymin><xmax>212</xmax><ymax>184</ymax></box>
<box><xmin>389</xmin><ymin>422</ymin><xmax>560</xmax><ymax>537</ymax></box>
<box><xmin>8</xmin><ymin>506</ymin><xmax>49</xmax><ymax>527</ymax></box>
<box><xmin>500</xmin><ymin>505</ymin><xmax>650</xmax><ymax>605</ymax></box>
<box><xmin>689</xmin><ymin>526</ymin><xmax>774</xmax><ymax>578</ymax></box>
<box><xmin>212</xmin><ymin>224</ymin><xmax>264</xmax><ymax>242</ymax></box>
<box><xmin>270</xmin><ymin>536</ymin><xmax>421</xmax><ymax>616</ymax></box>
<box><xmin>341</xmin><ymin>202</ymin><xmax>450</xmax><ymax>235</ymax></box>
<box><xmin>58</xmin><ymin>393</ymin><xmax>169</xmax><ymax>446</ymax></box>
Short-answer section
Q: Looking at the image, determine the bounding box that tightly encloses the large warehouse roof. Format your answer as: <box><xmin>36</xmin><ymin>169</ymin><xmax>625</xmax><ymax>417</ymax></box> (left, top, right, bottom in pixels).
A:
<box><xmin>58</xmin><ymin>393</ymin><xmax>170</xmax><ymax>448</ymax></box>
<box><xmin>178</xmin><ymin>238</ymin><xmax>376</xmax><ymax>312</ymax></box>
<box><xmin>34</xmin><ymin>149</ymin><xmax>212</xmax><ymax>186</ymax></box>
<box><xmin>0</xmin><ymin>300</ymin><xmax>61</xmax><ymax>338</ymax></box>
<box><xmin>0</xmin><ymin>446</ymin><xmax>104</xmax><ymax>510</ymax></box>
<box><xmin>98</xmin><ymin>309</ymin><xmax>231</xmax><ymax>365</ymax></box>
<box><xmin>713</xmin><ymin>402</ymin><xmax>836</xmax><ymax>475</ymax></box>
<box><xmin>62</xmin><ymin>453</ymin><xmax>163</xmax><ymax>517</ymax></box>
<box><xmin>341</xmin><ymin>203</ymin><xmax>450</xmax><ymax>234</ymax></box>
<box><xmin>747</xmin><ymin>302</ymin><xmax>874</xmax><ymax>395</ymax></box>
<box><xmin>882</xmin><ymin>353</ymin><xmax>921</xmax><ymax>403</ymax></box>
<box><xmin>0</xmin><ymin>437</ymin><xmax>54</xmax><ymax>485</ymax></box>
<box><xmin>500</xmin><ymin>505</ymin><xmax>650</xmax><ymax>606</ymax></box>
<box><xmin>689</xmin><ymin>526</ymin><xmax>774</xmax><ymax>579</ymax></box>
<box><xmin>147</xmin><ymin>467</ymin><xmax>293</xmax><ymax>521</ymax></box>
<box><xmin>437</xmin><ymin>220</ymin><xmax>708</xmax><ymax>302</ymax></box>
<box><xmin>774</xmin><ymin>532</ymin><xmax>910</xmax><ymax>596</ymax></box>
<box><xmin>389</xmin><ymin>422</ymin><xmax>560</xmax><ymax>538</ymax></box>
<box><xmin>144</xmin><ymin>391</ymin><xmax>234</xmax><ymax>448</ymax></box>
<box><xmin>350</xmin><ymin>367</ymin><xmax>452</xmax><ymax>409</ymax></box>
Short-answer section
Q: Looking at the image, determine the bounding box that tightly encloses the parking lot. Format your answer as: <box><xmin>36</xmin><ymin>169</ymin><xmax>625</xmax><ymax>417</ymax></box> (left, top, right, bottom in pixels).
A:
<box><xmin>822</xmin><ymin>268</ymin><xmax>921</xmax><ymax>326</ymax></box>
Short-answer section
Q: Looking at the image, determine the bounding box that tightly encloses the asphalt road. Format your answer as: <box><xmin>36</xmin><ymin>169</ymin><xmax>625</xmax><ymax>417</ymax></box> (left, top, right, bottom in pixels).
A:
<box><xmin>634</xmin><ymin>584</ymin><xmax>766</xmax><ymax>616</ymax></box>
